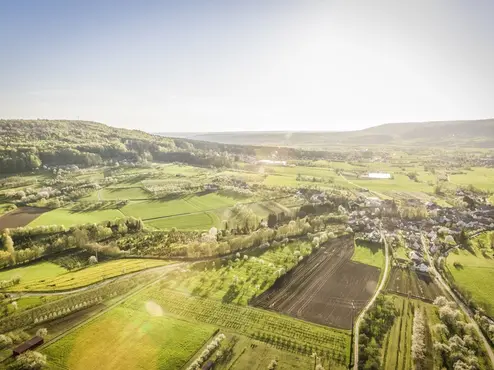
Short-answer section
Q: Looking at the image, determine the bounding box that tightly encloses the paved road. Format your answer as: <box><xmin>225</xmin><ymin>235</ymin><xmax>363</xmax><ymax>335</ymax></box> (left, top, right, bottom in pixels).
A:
<box><xmin>353</xmin><ymin>228</ymin><xmax>390</xmax><ymax>370</ymax></box>
<box><xmin>421</xmin><ymin>235</ymin><xmax>494</xmax><ymax>366</ymax></box>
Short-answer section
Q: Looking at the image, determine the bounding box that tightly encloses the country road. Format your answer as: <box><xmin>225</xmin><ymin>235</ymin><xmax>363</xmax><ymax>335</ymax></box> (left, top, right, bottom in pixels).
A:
<box><xmin>353</xmin><ymin>227</ymin><xmax>390</xmax><ymax>370</ymax></box>
<box><xmin>421</xmin><ymin>235</ymin><xmax>494</xmax><ymax>366</ymax></box>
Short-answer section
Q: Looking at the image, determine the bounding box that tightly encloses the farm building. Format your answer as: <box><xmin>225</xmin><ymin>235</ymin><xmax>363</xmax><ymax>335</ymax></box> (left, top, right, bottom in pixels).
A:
<box><xmin>12</xmin><ymin>336</ymin><xmax>44</xmax><ymax>356</ymax></box>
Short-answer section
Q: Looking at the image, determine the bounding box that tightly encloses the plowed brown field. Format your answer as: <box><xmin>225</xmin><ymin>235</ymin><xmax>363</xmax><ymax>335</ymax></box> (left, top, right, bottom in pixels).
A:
<box><xmin>251</xmin><ymin>235</ymin><xmax>380</xmax><ymax>329</ymax></box>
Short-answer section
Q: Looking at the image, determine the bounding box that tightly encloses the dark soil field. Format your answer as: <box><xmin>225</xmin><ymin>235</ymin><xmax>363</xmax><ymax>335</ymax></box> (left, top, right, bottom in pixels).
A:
<box><xmin>0</xmin><ymin>207</ymin><xmax>48</xmax><ymax>230</ymax></box>
<box><xmin>250</xmin><ymin>235</ymin><xmax>380</xmax><ymax>329</ymax></box>
<box><xmin>386</xmin><ymin>267</ymin><xmax>442</xmax><ymax>302</ymax></box>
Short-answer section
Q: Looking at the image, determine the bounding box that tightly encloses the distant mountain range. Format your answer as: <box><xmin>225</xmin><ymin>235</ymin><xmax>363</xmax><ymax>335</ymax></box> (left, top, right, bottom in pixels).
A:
<box><xmin>159</xmin><ymin>119</ymin><xmax>494</xmax><ymax>148</ymax></box>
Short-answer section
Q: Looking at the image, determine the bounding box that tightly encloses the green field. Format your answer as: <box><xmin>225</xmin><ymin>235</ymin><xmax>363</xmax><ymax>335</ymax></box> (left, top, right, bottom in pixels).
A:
<box><xmin>382</xmin><ymin>295</ymin><xmax>437</xmax><ymax>370</ymax></box>
<box><xmin>449</xmin><ymin>167</ymin><xmax>494</xmax><ymax>191</ymax></box>
<box><xmin>168</xmin><ymin>240</ymin><xmax>313</xmax><ymax>304</ymax></box>
<box><xmin>29</xmin><ymin>208</ymin><xmax>123</xmax><ymax>227</ymax></box>
<box><xmin>145</xmin><ymin>212</ymin><xmax>220</xmax><ymax>231</ymax></box>
<box><xmin>0</xmin><ymin>262</ymin><xmax>67</xmax><ymax>283</ymax></box>
<box><xmin>121</xmin><ymin>193</ymin><xmax>239</xmax><ymax>221</ymax></box>
<box><xmin>209</xmin><ymin>333</ymin><xmax>322</xmax><ymax>370</ymax></box>
<box><xmin>446</xmin><ymin>236</ymin><xmax>494</xmax><ymax>315</ymax></box>
<box><xmin>8</xmin><ymin>295</ymin><xmax>62</xmax><ymax>313</ymax></box>
<box><xmin>7</xmin><ymin>259</ymin><xmax>170</xmax><ymax>292</ymax></box>
<box><xmin>128</xmin><ymin>287</ymin><xmax>351</xmax><ymax>367</ymax></box>
<box><xmin>43</xmin><ymin>306</ymin><xmax>215</xmax><ymax>370</ymax></box>
<box><xmin>352</xmin><ymin>240</ymin><xmax>385</xmax><ymax>269</ymax></box>
<box><xmin>99</xmin><ymin>187</ymin><xmax>151</xmax><ymax>200</ymax></box>
<box><xmin>350</xmin><ymin>173</ymin><xmax>433</xmax><ymax>193</ymax></box>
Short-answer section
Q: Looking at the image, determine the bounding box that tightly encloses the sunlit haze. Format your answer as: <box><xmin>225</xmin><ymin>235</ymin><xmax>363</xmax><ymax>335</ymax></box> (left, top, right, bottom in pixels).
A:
<box><xmin>1</xmin><ymin>0</ymin><xmax>494</xmax><ymax>132</ymax></box>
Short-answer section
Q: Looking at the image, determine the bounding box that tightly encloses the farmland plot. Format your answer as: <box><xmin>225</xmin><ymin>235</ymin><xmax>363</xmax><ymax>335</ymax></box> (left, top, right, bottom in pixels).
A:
<box><xmin>0</xmin><ymin>206</ymin><xmax>48</xmax><ymax>230</ymax></box>
<box><xmin>386</xmin><ymin>267</ymin><xmax>442</xmax><ymax>302</ymax></box>
<box><xmin>251</xmin><ymin>235</ymin><xmax>380</xmax><ymax>329</ymax></box>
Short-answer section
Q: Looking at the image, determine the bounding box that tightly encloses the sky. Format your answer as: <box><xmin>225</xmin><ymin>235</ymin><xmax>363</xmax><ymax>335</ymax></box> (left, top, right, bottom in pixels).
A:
<box><xmin>1</xmin><ymin>0</ymin><xmax>494</xmax><ymax>132</ymax></box>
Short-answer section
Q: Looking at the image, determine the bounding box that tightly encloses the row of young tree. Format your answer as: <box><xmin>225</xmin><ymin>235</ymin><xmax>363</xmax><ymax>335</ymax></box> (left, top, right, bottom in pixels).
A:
<box><xmin>0</xmin><ymin>272</ymin><xmax>151</xmax><ymax>334</ymax></box>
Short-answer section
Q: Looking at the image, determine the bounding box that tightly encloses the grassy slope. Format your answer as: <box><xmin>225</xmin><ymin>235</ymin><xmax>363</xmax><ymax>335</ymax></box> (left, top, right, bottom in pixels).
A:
<box><xmin>446</xmin><ymin>239</ymin><xmax>494</xmax><ymax>315</ymax></box>
<box><xmin>7</xmin><ymin>259</ymin><xmax>169</xmax><ymax>292</ymax></box>
<box><xmin>44</xmin><ymin>306</ymin><xmax>215</xmax><ymax>370</ymax></box>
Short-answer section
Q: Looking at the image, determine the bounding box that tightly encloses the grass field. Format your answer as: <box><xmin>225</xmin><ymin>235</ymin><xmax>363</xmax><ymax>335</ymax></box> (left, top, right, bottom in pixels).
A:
<box><xmin>445</xmin><ymin>237</ymin><xmax>494</xmax><ymax>315</ymax></box>
<box><xmin>209</xmin><ymin>332</ymin><xmax>324</xmax><ymax>370</ymax></box>
<box><xmin>145</xmin><ymin>212</ymin><xmax>220</xmax><ymax>231</ymax></box>
<box><xmin>168</xmin><ymin>240</ymin><xmax>312</xmax><ymax>305</ymax></box>
<box><xmin>8</xmin><ymin>295</ymin><xmax>62</xmax><ymax>313</ymax></box>
<box><xmin>382</xmin><ymin>295</ymin><xmax>437</xmax><ymax>370</ymax></box>
<box><xmin>99</xmin><ymin>187</ymin><xmax>151</xmax><ymax>200</ymax></box>
<box><xmin>393</xmin><ymin>246</ymin><xmax>410</xmax><ymax>261</ymax></box>
<box><xmin>121</xmin><ymin>193</ymin><xmax>239</xmax><ymax>221</ymax></box>
<box><xmin>6</xmin><ymin>259</ymin><xmax>170</xmax><ymax>292</ymax></box>
<box><xmin>352</xmin><ymin>240</ymin><xmax>385</xmax><ymax>269</ymax></box>
<box><xmin>0</xmin><ymin>262</ymin><xmax>67</xmax><ymax>283</ymax></box>
<box><xmin>28</xmin><ymin>208</ymin><xmax>123</xmax><ymax>227</ymax></box>
<box><xmin>449</xmin><ymin>167</ymin><xmax>494</xmax><ymax>191</ymax></box>
<box><xmin>43</xmin><ymin>306</ymin><xmax>215</xmax><ymax>370</ymax></box>
<box><xmin>130</xmin><ymin>287</ymin><xmax>351</xmax><ymax>367</ymax></box>
<box><xmin>350</xmin><ymin>174</ymin><xmax>433</xmax><ymax>193</ymax></box>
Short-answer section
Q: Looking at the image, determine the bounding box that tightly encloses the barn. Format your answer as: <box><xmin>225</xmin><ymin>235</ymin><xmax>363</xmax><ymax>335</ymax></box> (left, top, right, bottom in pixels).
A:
<box><xmin>12</xmin><ymin>336</ymin><xmax>44</xmax><ymax>356</ymax></box>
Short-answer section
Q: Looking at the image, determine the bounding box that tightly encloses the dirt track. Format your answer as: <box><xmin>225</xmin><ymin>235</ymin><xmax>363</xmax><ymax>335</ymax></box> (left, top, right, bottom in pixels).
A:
<box><xmin>251</xmin><ymin>235</ymin><xmax>380</xmax><ymax>329</ymax></box>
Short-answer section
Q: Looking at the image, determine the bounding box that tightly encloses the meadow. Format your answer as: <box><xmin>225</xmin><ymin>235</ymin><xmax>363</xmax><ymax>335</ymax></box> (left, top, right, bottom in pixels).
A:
<box><xmin>449</xmin><ymin>167</ymin><xmax>494</xmax><ymax>191</ymax></box>
<box><xmin>352</xmin><ymin>240</ymin><xmax>385</xmax><ymax>269</ymax></box>
<box><xmin>43</xmin><ymin>306</ymin><xmax>216</xmax><ymax>370</ymax></box>
<box><xmin>28</xmin><ymin>208</ymin><xmax>123</xmax><ymax>227</ymax></box>
<box><xmin>0</xmin><ymin>261</ymin><xmax>67</xmax><ymax>283</ymax></box>
<box><xmin>6</xmin><ymin>259</ymin><xmax>170</xmax><ymax>292</ymax></box>
<box><xmin>120</xmin><ymin>193</ymin><xmax>240</xmax><ymax>221</ymax></box>
<box><xmin>167</xmin><ymin>240</ymin><xmax>314</xmax><ymax>305</ymax></box>
<box><xmin>126</xmin><ymin>287</ymin><xmax>351</xmax><ymax>367</ymax></box>
<box><xmin>381</xmin><ymin>295</ymin><xmax>438</xmax><ymax>370</ymax></box>
<box><xmin>145</xmin><ymin>211</ymin><xmax>220</xmax><ymax>231</ymax></box>
<box><xmin>445</xmin><ymin>234</ymin><xmax>494</xmax><ymax>315</ymax></box>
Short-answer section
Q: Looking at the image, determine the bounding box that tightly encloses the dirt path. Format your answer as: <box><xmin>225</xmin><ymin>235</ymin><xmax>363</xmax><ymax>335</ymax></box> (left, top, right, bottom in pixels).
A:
<box><xmin>353</xmin><ymin>228</ymin><xmax>390</xmax><ymax>370</ymax></box>
<box><xmin>421</xmin><ymin>235</ymin><xmax>494</xmax><ymax>366</ymax></box>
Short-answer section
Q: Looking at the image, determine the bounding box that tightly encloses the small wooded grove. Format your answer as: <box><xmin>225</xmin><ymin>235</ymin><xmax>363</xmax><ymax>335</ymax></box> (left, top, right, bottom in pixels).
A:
<box><xmin>0</xmin><ymin>217</ymin><xmax>144</xmax><ymax>269</ymax></box>
<box><xmin>358</xmin><ymin>296</ymin><xmax>397</xmax><ymax>369</ymax></box>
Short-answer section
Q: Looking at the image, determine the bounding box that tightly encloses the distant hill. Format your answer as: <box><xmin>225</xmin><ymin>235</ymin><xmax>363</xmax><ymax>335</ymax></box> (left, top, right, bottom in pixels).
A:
<box><xmin>159</xmin><ymin>119</ymin><xmax>494</xmax><ymax>148</ymax></box>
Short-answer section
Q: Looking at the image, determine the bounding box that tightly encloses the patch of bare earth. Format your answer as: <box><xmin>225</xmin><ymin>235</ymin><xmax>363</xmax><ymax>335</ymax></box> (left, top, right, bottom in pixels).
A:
<box><xmin>0</xmin><ymin>207</ymin><xmax>49</xmax><ymax>230</ymax></box>
<box><xmin>251</xmin><ymin>235</ymin><xmax>380</xmax><ymax>329</ymax></box>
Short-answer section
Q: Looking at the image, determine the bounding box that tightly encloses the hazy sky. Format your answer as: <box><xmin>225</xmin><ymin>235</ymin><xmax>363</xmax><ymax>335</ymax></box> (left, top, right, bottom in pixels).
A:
<box><xmin>1</xmin><ymin>0</ymin><xmax>494</xmax><ymax>132</ymax></box>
